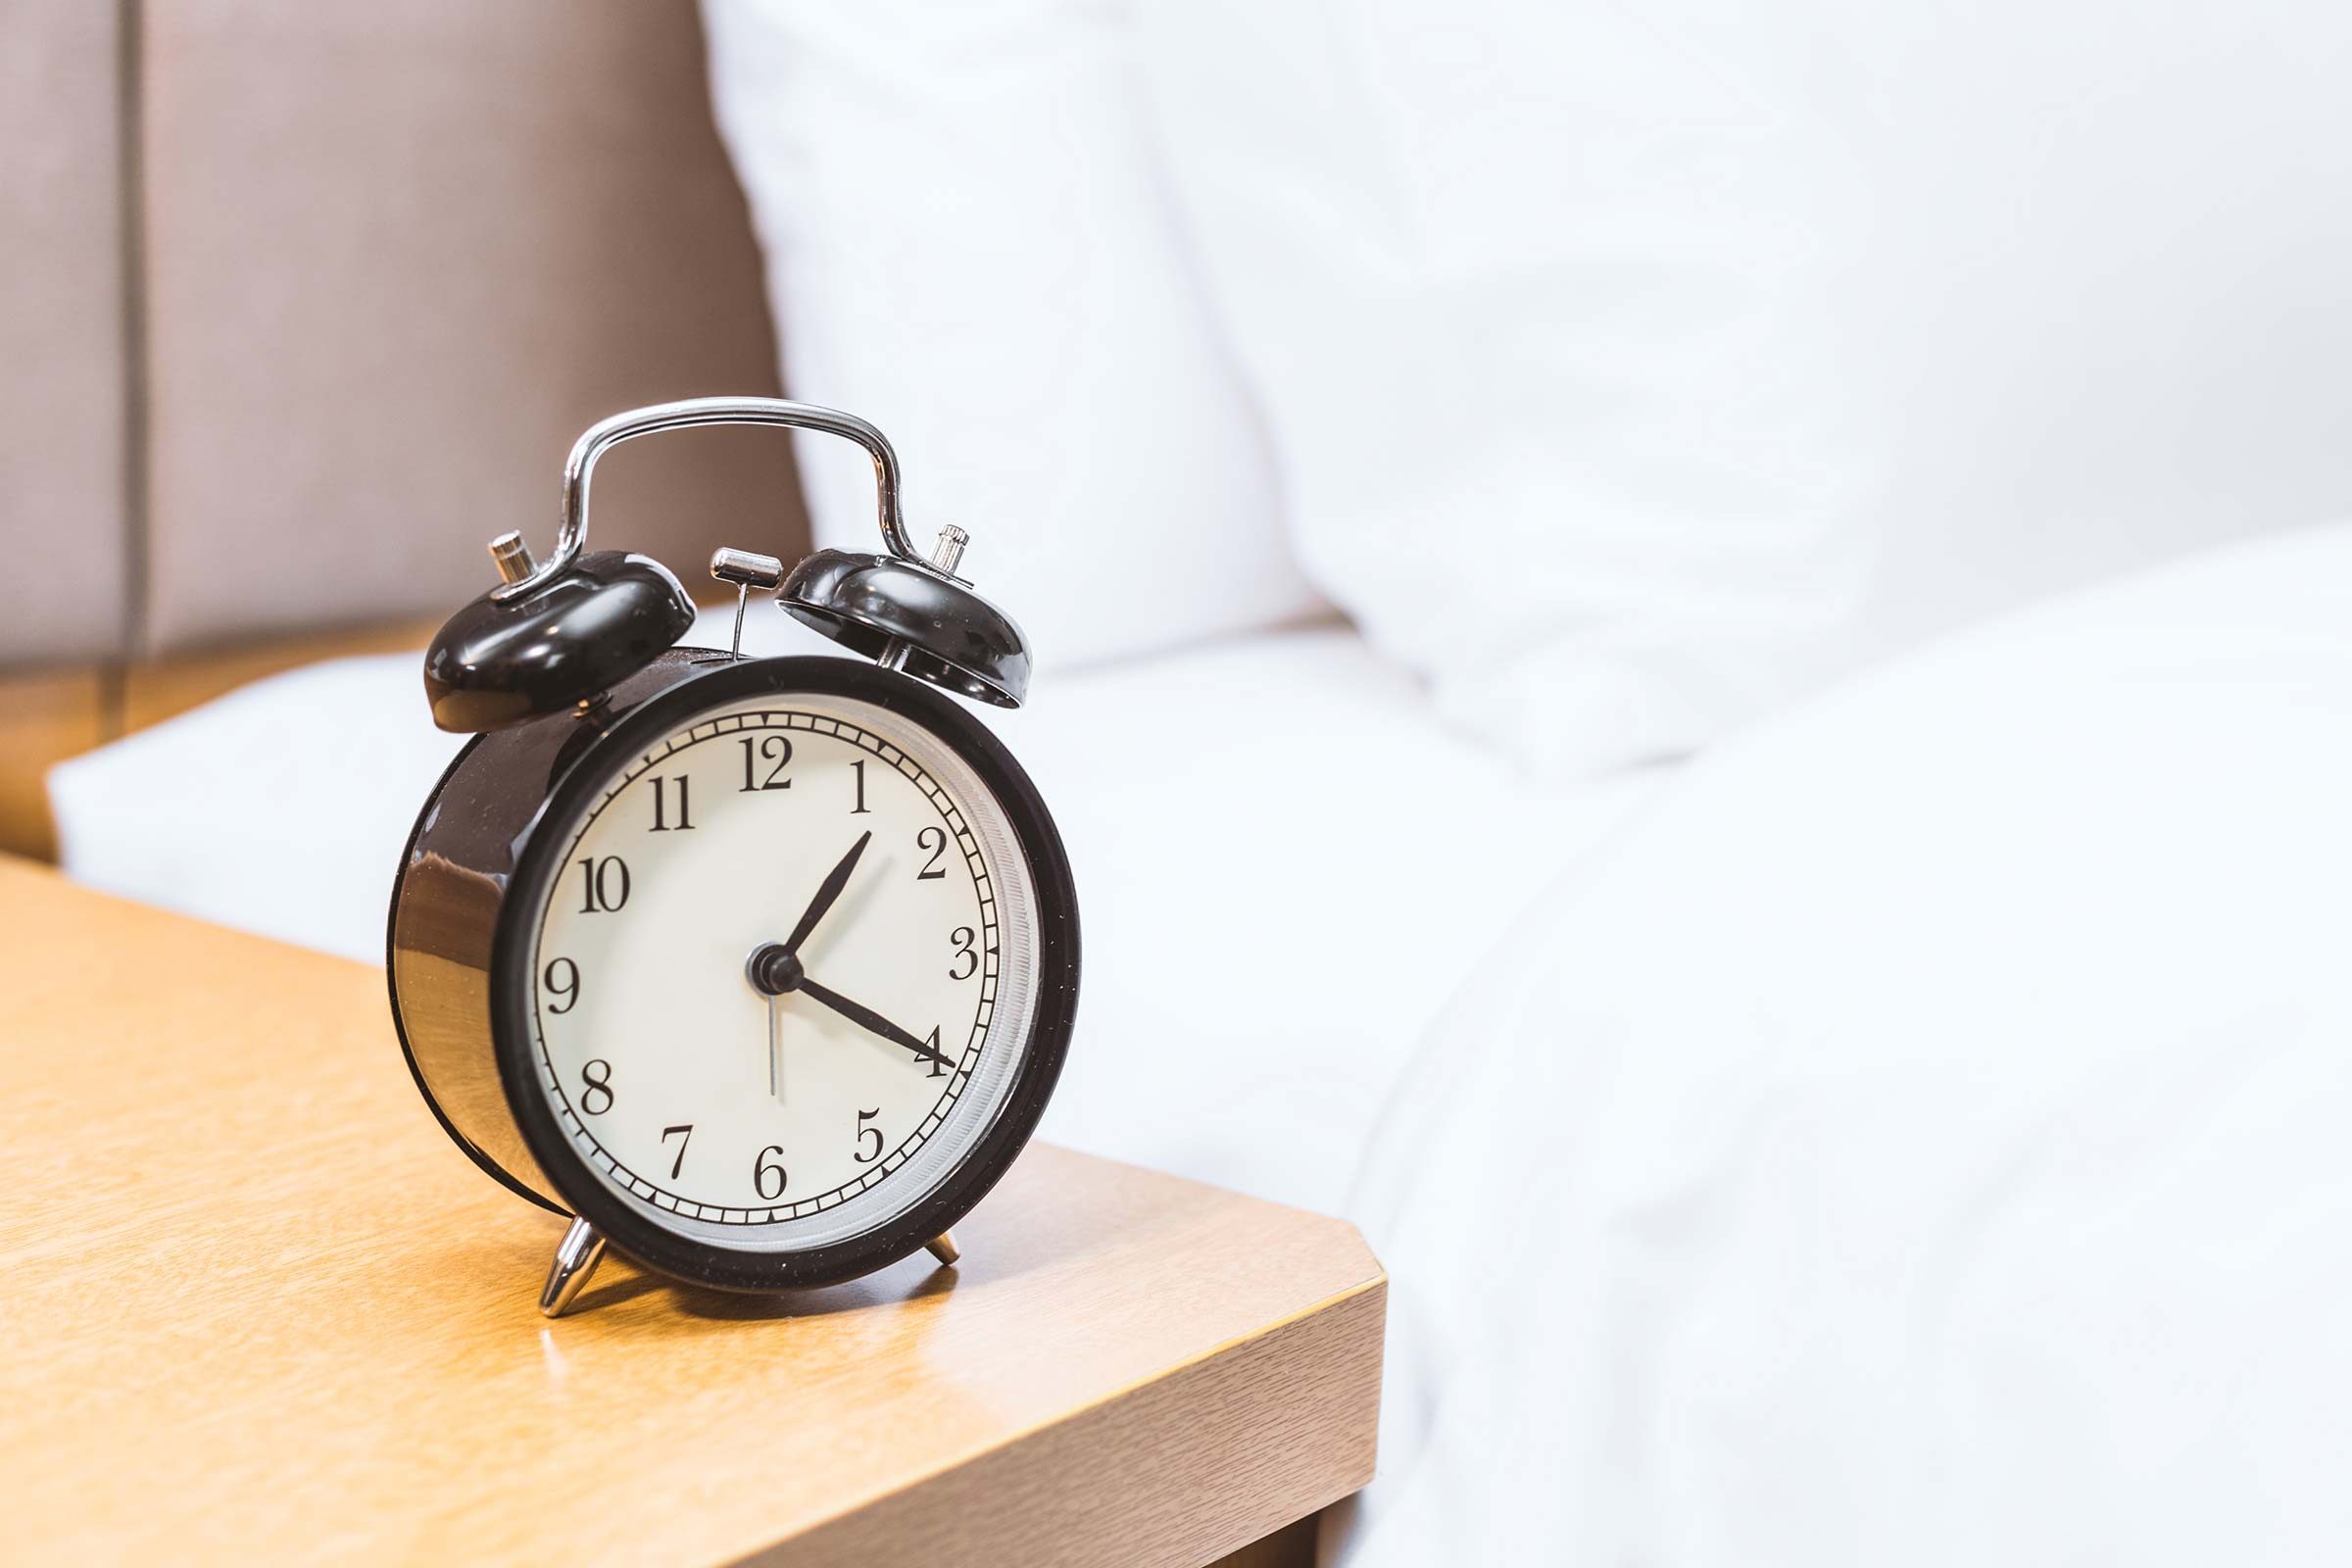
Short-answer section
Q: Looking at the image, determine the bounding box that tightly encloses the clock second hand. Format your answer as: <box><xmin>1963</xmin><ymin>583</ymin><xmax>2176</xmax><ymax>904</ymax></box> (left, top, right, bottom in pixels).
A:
<box><xmin>768</xmin><ymin>993</ymin><xmax>783</xmax><ymax>1102</ymax></box>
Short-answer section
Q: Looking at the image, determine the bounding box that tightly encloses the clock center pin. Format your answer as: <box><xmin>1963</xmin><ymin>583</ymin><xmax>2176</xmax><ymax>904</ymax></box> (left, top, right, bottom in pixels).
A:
<box><xmin>746</xmin><ymin>942</ymin><xmax>807</xmax><ymax>997</ymax></box>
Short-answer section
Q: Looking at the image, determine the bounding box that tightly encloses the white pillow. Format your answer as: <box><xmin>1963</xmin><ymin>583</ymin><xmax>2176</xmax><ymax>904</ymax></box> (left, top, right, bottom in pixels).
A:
<box><xmin>1132</xmin><ymin>0</ymin><xmax>2352</xmax><ymax>776</ymax></box>
<box><xmin>701</xmin><ymin>0</ymin><xmax>1326</xmax><ymax>673</ymax></box>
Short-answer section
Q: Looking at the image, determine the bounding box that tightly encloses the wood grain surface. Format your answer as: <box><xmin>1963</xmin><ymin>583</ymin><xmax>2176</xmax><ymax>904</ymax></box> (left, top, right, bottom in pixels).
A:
<box><xmin>0</xmin><ymin>861</ymin><xmax>1384</xmax><ymax>1564</ymax></box>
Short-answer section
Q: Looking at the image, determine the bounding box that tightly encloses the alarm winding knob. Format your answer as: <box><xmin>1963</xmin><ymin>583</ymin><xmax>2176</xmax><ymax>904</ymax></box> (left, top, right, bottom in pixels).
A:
<box><xmin>928</xmin><ymin>524</ymin><xmax>969</xmax><ymax>576</ymax></box>
<box><xmin>488</xmin><ymin>530</ymin><xmax>537</xmax><ymax>586</ymax></box>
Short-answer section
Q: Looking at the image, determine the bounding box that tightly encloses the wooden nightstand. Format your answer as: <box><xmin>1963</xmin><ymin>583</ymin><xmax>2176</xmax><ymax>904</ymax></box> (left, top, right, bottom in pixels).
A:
<box><xmin>0</xmin><ymin>860</ymin><xmax>1384</xmax><ymax>1565</ymax></box>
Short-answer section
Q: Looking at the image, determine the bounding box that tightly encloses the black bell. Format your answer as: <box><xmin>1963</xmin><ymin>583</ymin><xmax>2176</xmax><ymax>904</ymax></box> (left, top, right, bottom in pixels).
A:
<box><xmin>422</xmin><ymin>546</ymin><xmax>693</xmax><ymax>732</ymax></box>
<box><xmin>780</xmin><ymin>536</ymin><xmax>1030</xmax><ymax>709</ymax></box>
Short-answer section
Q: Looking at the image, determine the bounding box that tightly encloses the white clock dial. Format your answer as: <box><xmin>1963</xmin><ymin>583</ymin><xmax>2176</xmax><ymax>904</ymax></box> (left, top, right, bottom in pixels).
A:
<box><xmin>526</xmin><ymin>691</ymin><xmax>1041</xmax><ymax>1251</ymax></box>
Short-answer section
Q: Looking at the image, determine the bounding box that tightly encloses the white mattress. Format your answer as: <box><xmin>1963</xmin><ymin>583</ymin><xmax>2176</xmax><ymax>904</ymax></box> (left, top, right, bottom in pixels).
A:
<box><xmin>50</xmin><ymin>611</ymin><xmax>1658</xmax><ymax>1216</ymax></box>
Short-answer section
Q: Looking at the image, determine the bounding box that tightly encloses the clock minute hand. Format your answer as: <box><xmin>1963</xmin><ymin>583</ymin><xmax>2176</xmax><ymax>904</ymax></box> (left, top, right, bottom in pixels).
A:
<box><xmin>797</xmin><ymin>977</ymin><xmax>952</xmax><ymax>1069</ymax></box>
<box><xmin>782</xmin><ymin>829</ymin><xmax>872</xmax><ymax>955</ymax></box>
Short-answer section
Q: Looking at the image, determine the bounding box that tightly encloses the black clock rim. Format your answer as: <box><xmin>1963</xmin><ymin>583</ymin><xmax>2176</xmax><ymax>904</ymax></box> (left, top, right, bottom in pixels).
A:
<box><xmin>488</xmin><ymin>654</ymin><xmax>1081</xmax><ymax>1295</ymax></box>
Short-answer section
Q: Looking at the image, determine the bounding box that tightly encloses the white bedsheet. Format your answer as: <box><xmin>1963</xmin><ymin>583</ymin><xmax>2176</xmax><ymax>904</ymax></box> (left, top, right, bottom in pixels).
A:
<box><xmin>1336</xmin><ymin>521</ymin><xmax>2352</xmax><ymax>1566</ymax></box>
<box><xmin>49</xmin><ymin>612</ymin><xmax>1657</xmax><ymax>1216</ymax></box>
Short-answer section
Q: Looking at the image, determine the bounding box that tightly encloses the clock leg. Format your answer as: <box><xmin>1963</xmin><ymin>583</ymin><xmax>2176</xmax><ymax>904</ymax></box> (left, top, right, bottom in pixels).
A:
<box><xmin>539</xmin><ymin>1215</ymin><xmax>608</xmax><ymax>1318</ymax></box>
<box><xmin>924</xmin><ymin>1232</ymin><xmax>960</xmax><ymax>1266</ymax></box>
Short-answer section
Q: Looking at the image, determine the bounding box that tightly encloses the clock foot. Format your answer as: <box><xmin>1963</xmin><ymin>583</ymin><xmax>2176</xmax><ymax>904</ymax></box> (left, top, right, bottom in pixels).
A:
<box><xmin>924</xmin><ymin>1232</ymin><xmax>960</xmax><ymax>1267</ymax></box>
<box><xmin>539</xmin><ymin>1216</ymin><xmax>608</xmax><ymax>1318</ymax></box>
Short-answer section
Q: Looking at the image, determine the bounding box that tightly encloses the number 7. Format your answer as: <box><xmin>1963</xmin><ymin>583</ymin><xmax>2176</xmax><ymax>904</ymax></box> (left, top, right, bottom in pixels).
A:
<box><xmin>661</xmin><ymin>1123</ymin><xmax>694</xmax><ymax>1180</ymax></box>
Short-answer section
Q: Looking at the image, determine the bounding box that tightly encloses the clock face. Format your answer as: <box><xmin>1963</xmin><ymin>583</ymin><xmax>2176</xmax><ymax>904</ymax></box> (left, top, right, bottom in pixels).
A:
<box><xmin>519</xmin><ymin>686</ymin><xmax>1046</xmax><ymax>1256</ymax></box>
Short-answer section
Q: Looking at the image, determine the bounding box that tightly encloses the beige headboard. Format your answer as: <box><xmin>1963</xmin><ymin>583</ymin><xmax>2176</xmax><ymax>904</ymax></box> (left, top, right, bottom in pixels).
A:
<box><xmin>1</xmin><ymin>0</ymin><xmax>808</xmax><ymax>857</ymax></box>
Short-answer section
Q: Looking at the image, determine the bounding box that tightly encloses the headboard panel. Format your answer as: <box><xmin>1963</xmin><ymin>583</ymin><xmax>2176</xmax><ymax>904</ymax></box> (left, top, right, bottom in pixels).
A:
<box><xmin>0</xmin><ymin>0</ymin><xmax>806</xmax><ymax>673</ymax></box>
<box><xmin>140</xmin><ymin>0</ymin><xmax>807</xmax><ymax>655</ymax></box>
<box><xmin>0</xmin><ymin>0</ymin><xmax>128</xmax><ymax>665</ymax></box>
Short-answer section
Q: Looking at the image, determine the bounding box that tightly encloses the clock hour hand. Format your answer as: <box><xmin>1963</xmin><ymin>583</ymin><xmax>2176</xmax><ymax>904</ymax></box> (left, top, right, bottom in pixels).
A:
<box><xmin>796</xmin><ymin>977</ymin><xmax>953</xmax><ymax>1069</ymax></box>
<box><xmin>782</xmin><ymin>829</ymin><xmax>872</xmax><ymax>956</ymax></box>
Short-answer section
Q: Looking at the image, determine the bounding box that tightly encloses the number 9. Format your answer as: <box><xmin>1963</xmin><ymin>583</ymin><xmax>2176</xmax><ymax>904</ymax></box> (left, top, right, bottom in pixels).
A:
<box><xmin>543</xmin><ymin>956</ymin><xmax>580</xmax><ymax>1014</ymax></box>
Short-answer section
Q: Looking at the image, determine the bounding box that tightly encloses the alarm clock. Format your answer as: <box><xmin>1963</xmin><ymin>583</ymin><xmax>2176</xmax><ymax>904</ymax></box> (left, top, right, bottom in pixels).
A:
<box><xmin>387</xmin><ymin>398</ymin><xmax>1079</xmax><ymax>1317</ymax></box>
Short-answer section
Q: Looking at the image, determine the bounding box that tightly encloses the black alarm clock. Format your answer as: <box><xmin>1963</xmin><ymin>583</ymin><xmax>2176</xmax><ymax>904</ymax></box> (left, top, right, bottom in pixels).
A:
<box><xmin>387</xmin><ymin>398</ymin><xmax>1079</xmax><ymax>1316</ymax></box>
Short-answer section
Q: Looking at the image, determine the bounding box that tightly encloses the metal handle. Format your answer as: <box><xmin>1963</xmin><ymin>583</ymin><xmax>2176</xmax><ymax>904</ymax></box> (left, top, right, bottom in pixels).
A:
<box><xmin>494</xmin><ymin>396</ymin><xmax>917</xmax><ymax>601</ymax></box>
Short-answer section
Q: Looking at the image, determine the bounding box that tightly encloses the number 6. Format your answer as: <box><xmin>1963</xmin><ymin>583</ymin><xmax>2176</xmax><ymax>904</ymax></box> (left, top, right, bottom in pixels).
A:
<box><xmin>754</xmin><ymin>1145</ymin><xmax>788</xmax><ymax>1200</ymax></box>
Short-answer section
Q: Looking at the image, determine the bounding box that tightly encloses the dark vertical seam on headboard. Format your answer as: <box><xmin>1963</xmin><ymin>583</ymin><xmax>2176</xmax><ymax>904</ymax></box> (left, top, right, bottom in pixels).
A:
<box><xmin>106</xmin><ymin>0</ymin><xmax>148</xmax><ymax>739</ymax></box>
